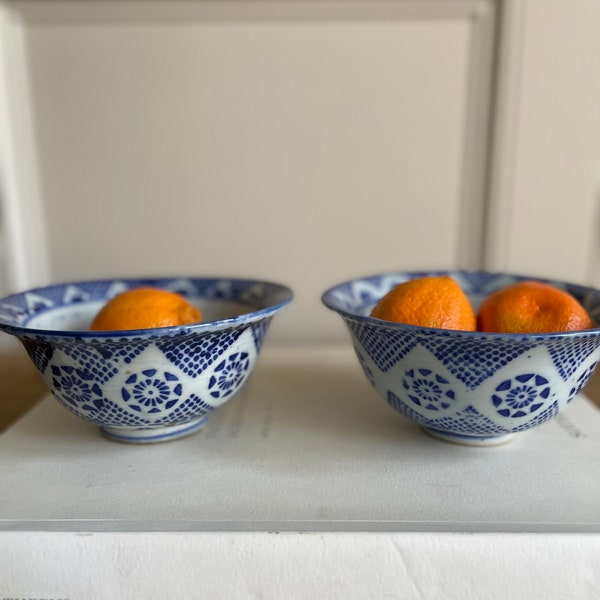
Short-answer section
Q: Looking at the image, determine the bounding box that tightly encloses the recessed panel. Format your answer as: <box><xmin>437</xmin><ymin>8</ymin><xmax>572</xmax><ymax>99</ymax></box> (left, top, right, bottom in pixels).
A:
<box><xmin>23</xmin><ymin>6</ymin><xmax>479</xmax><ymax>340</ymax></box>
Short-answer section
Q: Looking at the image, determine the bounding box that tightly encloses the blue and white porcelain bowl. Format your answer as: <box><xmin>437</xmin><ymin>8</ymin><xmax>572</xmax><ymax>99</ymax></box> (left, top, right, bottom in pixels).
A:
<box><xmin>0</xmin><ymin>277</ymin><xmax>292</xmax><ymax>443</ymax></box>
<box><xmin>322</xmin><ymin>270</ymin><xmax>600</xmax><ymax>446</ymax></box>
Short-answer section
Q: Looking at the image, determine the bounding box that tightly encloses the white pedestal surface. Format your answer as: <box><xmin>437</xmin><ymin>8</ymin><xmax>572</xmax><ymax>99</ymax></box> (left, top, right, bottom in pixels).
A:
<box><xmin>1</xmin><ymin>345</ymin><xmax>600</xmax><ymax>598</ymax></box>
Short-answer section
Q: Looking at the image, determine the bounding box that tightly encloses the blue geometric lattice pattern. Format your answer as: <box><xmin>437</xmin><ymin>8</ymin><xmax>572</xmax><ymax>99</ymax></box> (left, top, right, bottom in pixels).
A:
<box><xmin>569</xmin><ymin>361</ymin><xmax>598</xmax><ymax>398</ymax></box>
<box><xmin>251</xmin><ymin>317</ymin><xmax>272</xmax><ymax>352</ymax></box>
<box><xmin>347</xmin><ymin>320</ymin><xmax>417</xmax><ymax>372</ymax></box>
<box><xmin>22</xmin><ymin>337</ymin><xmax>55</xmax><ymax>374</ymax></box>
<box><xmin>42</xmin><ymin>327</ymin><xmax>259</xmax><ymax>430</ymax></box>
<box><xmin>417</xmin><ymin>331</ymin><xmax>538</xmax><ymax>389</ymax></box>
<box><xmin>388</xmin><ymin>392</ymin><xmax>507</xmax><ymax>436</ymax></box>
<box><xmin>387</xmin><ymin>390</ymin><xmax>562</xmax><ymax>437</ymax></box>
<box><xmin>547</xmin><ymin>335</ymin><xmax>600</xmax><ymax>380</ymax></box>
<box><xmin>57</xmin><ymin>339</ymin><xmax>145</xmax><ymax>382</ymax></box>
<box><xmin>157</xmin><ymin>328</ymin><xmax>245</xmax><ymax>378</ymax></box>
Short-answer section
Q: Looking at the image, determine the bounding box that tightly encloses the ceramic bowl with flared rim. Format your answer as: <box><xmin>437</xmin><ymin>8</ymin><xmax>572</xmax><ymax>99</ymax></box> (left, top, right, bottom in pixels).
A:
<box><xmin>0</xmin><ymin>276</ymin><xmax>293</xmax><ymax>443</ymax></box>
<box><xmin>322</xmin><ymin>270</ymin><xmax>600</xmax><ymax>446</ymax></box>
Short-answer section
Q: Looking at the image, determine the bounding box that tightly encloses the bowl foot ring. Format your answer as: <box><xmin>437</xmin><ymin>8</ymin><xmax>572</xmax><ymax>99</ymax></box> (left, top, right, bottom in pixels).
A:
<box><xmin>421</xmin><ymin>426</ymin><xmax>517</xmax><ymax>447</ymax></box>
<box><xmin>101</xmin><ymin>415</ymin><xmax>210</xmax><ymax>444</ymax></box>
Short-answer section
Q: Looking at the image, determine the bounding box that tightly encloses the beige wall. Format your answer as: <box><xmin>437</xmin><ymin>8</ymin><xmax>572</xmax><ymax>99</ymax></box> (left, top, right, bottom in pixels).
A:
<box><xmin>486</xmin><ymin>0</ymin><xmax>600</xmax><ymax>285</ymax></box>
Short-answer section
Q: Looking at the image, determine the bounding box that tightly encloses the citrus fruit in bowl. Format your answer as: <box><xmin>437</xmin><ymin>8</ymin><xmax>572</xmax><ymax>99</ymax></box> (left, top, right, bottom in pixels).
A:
<box><xmin>321</xmin><ymin>270</ymin><xmax>600</xmax><ymax>446</ymax></box>
<box><xmin>89</xmin><ymin>286</ymin><xmax>203</xmax><ymax>331</ymax></box>
<box><xmin>0</xmin><ymin>277</ymin><xmax>293</xmax><ymax>443</ymax></box>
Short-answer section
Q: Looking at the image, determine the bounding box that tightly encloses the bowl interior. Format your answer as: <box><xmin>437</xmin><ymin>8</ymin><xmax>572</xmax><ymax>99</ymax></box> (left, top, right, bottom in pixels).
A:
<box><xmin>25</xmin><ymin>298</ymin><xmax>256</xmax><ymax>332</ymax></box>
<box><xmin>0</xmin><ymin>277</ymin><xmax>293</xmax><ymax>335</ymax></box>
<box><xmin>322</xmin><ymin>270</ymin><xmax>600</xmax><ymax>329</ymax></box>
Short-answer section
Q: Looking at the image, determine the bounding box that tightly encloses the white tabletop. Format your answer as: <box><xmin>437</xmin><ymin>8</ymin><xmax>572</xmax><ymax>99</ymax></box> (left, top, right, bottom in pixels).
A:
<box><xmin>2</xmin><ymin>344</ymin><xmax>599</xmax><ymax>534</ymax></box>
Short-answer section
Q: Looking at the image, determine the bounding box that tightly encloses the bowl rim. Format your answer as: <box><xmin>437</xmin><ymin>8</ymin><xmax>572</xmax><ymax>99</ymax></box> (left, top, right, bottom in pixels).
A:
<box><xmin>0</xmin><ymin>276</ymin><xmax>294</xmax><ymax>339</ymax></box>
<box><xmin>321</xmin><ymin>268</ymin><xmax>600</xmax><ymax>340</ymax></box>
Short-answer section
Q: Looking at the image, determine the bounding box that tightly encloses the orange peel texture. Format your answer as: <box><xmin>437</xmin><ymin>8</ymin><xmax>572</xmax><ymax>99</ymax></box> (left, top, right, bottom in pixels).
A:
<box><xmin>477</xmin><ymin>280</ymin><xmax>593</xmax><ymax>334</ymax></box>
<box><xmin>370</xmin><ymin>276</ymin><xmax>477</xmax><ymax>331</ymax></box>
<box><xmin>90</xmin><ymin>287</ymin><xmax>202</xmax><ymax>331</ymax></box>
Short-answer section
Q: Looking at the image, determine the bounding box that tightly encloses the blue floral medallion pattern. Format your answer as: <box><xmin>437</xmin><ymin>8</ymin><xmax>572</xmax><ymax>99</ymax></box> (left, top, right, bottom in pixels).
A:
<box><xmin>51</xmin><ymin>365</ymin><xmax>104</xmax><ymax>411</ymax></box>
<box><xmin>402</xmin><ymin>368</ymin><xmax>456</xmax><ymax>411</ymax></box>
<box><xmin>121</xmin><ymin>369</ymin><xmax>183</xmax><ymax>413</ymax></box>
<box><xmin>208</xmin><ymin>351</ymin><xmax>251</xmax><ymax>400</ymax></box>
<box><xmin>491</xmin><ymin>374</ymin><xmax>550</xmax><ymax>418</ymax></box>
